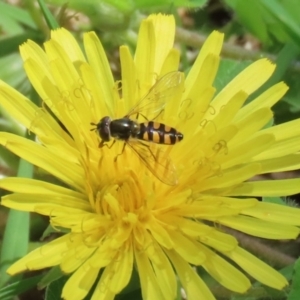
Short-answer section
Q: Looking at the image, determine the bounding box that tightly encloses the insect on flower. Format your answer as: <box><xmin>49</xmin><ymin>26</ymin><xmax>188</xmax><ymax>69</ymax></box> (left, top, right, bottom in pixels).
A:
<box><xmin>91</xmin><ymin>71</ymin><xmax>184</xmax><ymax>185</ymax></box>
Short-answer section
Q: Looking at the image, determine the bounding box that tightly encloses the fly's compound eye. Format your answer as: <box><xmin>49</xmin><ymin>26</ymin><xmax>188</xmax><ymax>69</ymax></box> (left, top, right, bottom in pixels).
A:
<box><xmin>97</xmin><ymin>116</ymin><xmax>111</xmax><ymax>141</ymax></box>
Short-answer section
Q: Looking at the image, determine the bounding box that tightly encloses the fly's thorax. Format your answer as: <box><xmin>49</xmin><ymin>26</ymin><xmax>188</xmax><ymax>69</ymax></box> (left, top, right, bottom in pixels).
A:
<box><xmin>130</xmin><ymin>120</ymin><xmax>141</xmax><ymax>138</ymax></box>
<box><xmin>110</xmin><ymin>118</ymin><xmax>140</xmax><ymax>140</ymax></box>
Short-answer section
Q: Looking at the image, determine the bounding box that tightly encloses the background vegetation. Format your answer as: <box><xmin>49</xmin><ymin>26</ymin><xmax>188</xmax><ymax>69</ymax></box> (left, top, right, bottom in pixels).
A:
<box><xmin>0</xmin><ymin>0</ymin><xmax>300</xmax><ymax>299</ymax></box>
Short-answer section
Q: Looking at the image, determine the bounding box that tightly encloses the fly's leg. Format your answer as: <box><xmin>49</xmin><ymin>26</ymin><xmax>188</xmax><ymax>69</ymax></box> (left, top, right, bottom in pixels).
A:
<box><xmin>98</xmin><ymin>139</ymin><xmax>125</xmax><ymax>162</ymax></box>
<box><xmin>136</xmin><ymin>112</ymin><xmax>148</xmax><ymax>121</ymax></box>
<box><xmin>114</xmin><ymin>142</ymin><xmax>127</xmax><ymax>162</ymax></box>
<box><xmin>99</xmin><ymin>139</ymin><xmax>116</xmax><ymax>149</ymax></box>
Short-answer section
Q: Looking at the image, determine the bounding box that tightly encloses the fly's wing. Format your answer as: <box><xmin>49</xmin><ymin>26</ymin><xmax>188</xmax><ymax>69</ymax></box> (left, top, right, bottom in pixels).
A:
<box><xmin>126</xmin><ymin>140</ymin><xmax>178</xmax><ymax>186</ymax></box>
<box><xmin>126</xmin><ymin>71</ymin><xmax>183</xmax><ymax>120</ymax></box>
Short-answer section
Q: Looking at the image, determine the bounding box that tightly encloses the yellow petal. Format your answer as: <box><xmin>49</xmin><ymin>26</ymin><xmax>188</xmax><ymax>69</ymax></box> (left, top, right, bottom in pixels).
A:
<box><xmin>186</xmin><ymin>30</ymin><xmax>223</xmax><ymax>92</ymax></box>
<box><xmin>0</xmin><ymin>133</ymin><xmax>84</xmax><ymax>191</ymax></box>
<box><xmin>0</xmin><ymin>177</ymin><xmax>84</xmax><ymax>198</ymax></box>
<box><xmin>212</xmin><ymin>59</ymin><xmax>275</xmax><ymax>110</ymax></box>
<box><xmin>231</xmin><ymin>107</ymin><xmax>273</xmax><ymax>142</ymax></box>
<box><xmin>168</xmin><ymin>230</ymin><xmax>206</xmax><ymax>265</ymax></box>
<box><xmin>222</xmin><ymin>134</ymin><xmax>275</xmax><ymax>169</ymax></box>
<box><xmin>2</xmin><ymin>193</ymin><xmax>90</xmax><ymax>213</ymax></box>
<box><xmin>51</xmin><ymin>28</ymin><xmax>86</xmax><ymax>62</ymax></box>
<box><xmin>148</xmin><ymin>14</ymin><xmax>176</xmax><ymax>74</ymax></box>
<box><xmin>62</xmin><ymin>260</ymin><xmax>98</xmax><ymax>300</ymax></box>
<box><xmin>7</xmin><ymin>235</ymin><xmax>69</xmax><ymax>274</ymax></box>
<box><xmin>219</xmin><ymin>215</ymin><xmax>299</xmax><ymax>239</ymax></box>
<box><xmin>259</xmin><ymin>153</ymin><xmax>300</xmax><ymax>173</ymax></box>
<box><xmin>225</xmin><ymin>247</ymin><xmax>288</xmax><ymax>290</ymax></box>
<box><xmin>107</xmin><ymin>245</ymin><xmax>133</xmax><ymax>293</ymax></box>
<box><xmin>242</xmin><ymin>201</ymin><xmax>300</xmax><ymax>226</ymax></box>
<box><xmin>160</xmin><ymin>48</ymin><xmax>180</xmax><ymax>75</ymax></box>
<box><xmin>84</xmin><ymin>32</ymin><xmax>115</xmax><ymax>115</ymax></box>
<box><xmin>134</xmin><ymin>18</ymin><xmax>156</xmax><ymax>89</ymax></box>
<box><xmin>229</xmin><ymin>178</ymin><xmax>300</xmax><ymax>197</ymax></box>
<box><xmin>135</xmin><ymin>14</ymin><xmax>175</xmax><ymax>87</ymax></box>
<box><xmin>235</xmin><ymin>82</ymin><xmax>288</xmax><ymax>120</ymax></box>
<box><xmin>199</xmin><ymin>163</ymin><xmax>261</xmax><ymax>191</ymax></box>
<box><xmin>202</xmin><ymin>247</ymin><xmax>251</xmax><ymax>293</ymax></box>
<box><xmin>135</xmin><ymin>248</ymin><xmax>165</xmax><ymax>300</ymax></box>
<box><xmin>167</xmin><ymin>250</ymin><xmax>216</xmax><ymax>300</ymax></box>
<box><xmin>120</xmin><ymin>45</ymin><xmax>137</xmax><ymax>113</ymax></box>
<box><xmin>20</xmin><ymin>40</ymin><xmax>52</xmax><ymax>80</ymax></box>
<box><xmin>148</xmin><ymin>241</ymin><xmax>177</xmax><ymax>299</ymax></box>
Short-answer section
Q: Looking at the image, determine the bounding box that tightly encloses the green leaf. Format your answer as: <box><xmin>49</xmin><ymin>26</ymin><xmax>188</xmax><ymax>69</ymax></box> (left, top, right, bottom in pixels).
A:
<box><xmin>272</xmin><ymin>66</ymin><xmax>300</xmax><ymax>123</ymax></box>
<box><xmin>262</xmin><ymin>196</ymin><xmax>286</xmax><ymax>205</ymax></box>
<box><xmin>38</xmin><ymin>266</ymin><xmax>64</xmax><ymax>290</ymax></box>
<box><xmin>0</xmin><ymin>13</ymin><xmax>23</xmax><ymax>36</ymax></box>
<box><xmin>213</xmin><ymin>58</ymin><xmax>252</xmax><ymax>93</ymax></box>
<box><xmin>0</xmin><ymin>2</ymin><xmax>37</xmax><ymax>36</ymax></box>
<box><xmin>288</xmin><ymin>259</ymin><xmax>300</xmax><ymax>300</ymax></box>
<box><xmin>248</xmin><ymin>42</ymin><xmax>299</xmax><ymax>120</ymax></box>
<box><xmin>272</xmin><ymin>43</ymin><xmax>300</xmax><ymax>124</ymax></box>
<box><xmin>271</xmin><ymin>43</ymin><xmax>300</xmax><ymax>84</ymax></box>
<box><xmin>261</xmin><ymin>0</ymin><xmax>300</xmax><ymax>47</ymax></box>
<box><xmin>224</xmin><ymin>0</ymin><xmax>300</xmax><ymax>45</ymax></box>
<box><xmin>40</xmin><ymin>224</ymin><xmax>69</xmax><ymax>241</ymax></box>
<box><xmin>0</xmin><ymin>274</ymin><xmax>43</xmax><ymax>300</ymax></box>
<box><xmin>246</xmin><ymin>42</ymin><xmax>300</xmax><ymax>124</ymax></box>
<box><xmin>116</xmin><ymin>289</ymin><xmax>142</xmax><ymax>300</ymax></box>
<box><xmin>45</xmin><ymin>276</ymin><xmax>68</xmax><ymax>300</ymax></box>
<box><xmin>234</xmin><ymin>0</ymin><xmax>269</xmax><ymax>44</ymax></box>
<box><xmin>0</xmin><ymin>32</ymin><xmax>43</xmax><ymax>57</ymax></box>
<box><xmin>283</xmin><ymin>0</ymin><xmax>300</xmax><ymax>26</ymax></box>
<box><xmin>0</xmin><ymin>53</ymin><xmax>25</xmax><ymax>85</ymax></box>
<box><xmin>281</xmin><ymin>263</ymin><xmax>295</xmax><ymax>281</ymax></box>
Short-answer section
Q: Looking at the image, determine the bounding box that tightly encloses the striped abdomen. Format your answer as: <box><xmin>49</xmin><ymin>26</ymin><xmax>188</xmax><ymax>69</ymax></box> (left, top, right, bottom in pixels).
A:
<box><xmin>137</xmin><ymin>121</ymin><xmax>183</xmax><ymax>144</ymax></box>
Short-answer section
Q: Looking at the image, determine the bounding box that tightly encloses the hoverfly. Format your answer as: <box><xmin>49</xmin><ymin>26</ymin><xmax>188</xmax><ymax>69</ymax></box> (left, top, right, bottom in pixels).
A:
<box><xmin>91</xmin><ymin>71</ymin><xmax>184</xmax><ymax>185</ymax></box>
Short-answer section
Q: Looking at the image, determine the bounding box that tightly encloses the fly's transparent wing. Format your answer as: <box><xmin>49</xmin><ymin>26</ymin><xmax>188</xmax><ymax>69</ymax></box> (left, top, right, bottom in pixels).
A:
<box><xmin>126</xmin><ymin>71</ymin><xmax>183</xmax><ymax>120</ymax></box>
<box><xmin>126</xmin><ymin>140</ymin><xmax>178</xmax><ymax>186</ymax></box>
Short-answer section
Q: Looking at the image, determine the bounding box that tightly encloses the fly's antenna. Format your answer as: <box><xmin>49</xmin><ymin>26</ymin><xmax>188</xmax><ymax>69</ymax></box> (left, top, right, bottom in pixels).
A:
<box><xmin>90</xmin><ymin>122</ymin><xmax>98</xmax><ymax>131</ymax></box>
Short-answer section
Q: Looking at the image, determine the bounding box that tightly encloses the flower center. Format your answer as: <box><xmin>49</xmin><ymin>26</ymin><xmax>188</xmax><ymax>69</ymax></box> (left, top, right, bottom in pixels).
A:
<box><xmin>86</xmin><ymin>173</ymin><xmax>153</xmax><ymax>249</ymax></box>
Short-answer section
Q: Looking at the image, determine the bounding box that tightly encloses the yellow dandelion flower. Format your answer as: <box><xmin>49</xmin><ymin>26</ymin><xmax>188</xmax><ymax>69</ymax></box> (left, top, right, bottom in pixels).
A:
<box><xmin>1</xmin><ymin>13</ymin><xmax>300</xmax><ymax>300</ymax></box>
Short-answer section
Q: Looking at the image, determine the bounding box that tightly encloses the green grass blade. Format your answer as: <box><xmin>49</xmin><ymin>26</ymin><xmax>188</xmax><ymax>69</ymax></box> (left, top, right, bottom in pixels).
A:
<box><xmin>0</xmin><ymin>274</ymin><xmax>43</xmax><ymax>300</ymax></box>
<box><xmin>37</xmin><ymin>0</ymin><xmax>59</xmax><ymax>30</ymax></box>
<box><xmin>0</xmin><ymin>158</ymin><xmax>33</xmax><ymax>287</ymax></box>
<box><xmin>0</xmin><ymin>2</ymin><xmax>37</xmax><ymax>35</ymax></box>
<box><xmin>261</xmin><ymin>0</ymin><xmax>300</xmax><ymax>46</ymax></box>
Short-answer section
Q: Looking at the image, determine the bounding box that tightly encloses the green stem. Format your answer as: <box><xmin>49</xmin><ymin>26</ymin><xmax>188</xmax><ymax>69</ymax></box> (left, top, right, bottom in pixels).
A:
<box><xmin>175</xmin><ymin>27</ymin><xmax>300</xmax><ymax>73</ymax></box>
